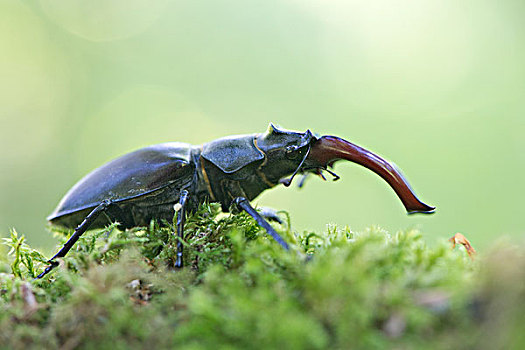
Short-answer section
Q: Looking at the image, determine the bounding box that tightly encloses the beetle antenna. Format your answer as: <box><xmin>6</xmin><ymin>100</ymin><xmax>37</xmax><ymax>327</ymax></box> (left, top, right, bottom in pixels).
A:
<box><xmin>325</xmin><ymin>168</ymin><xmax>340</xmax><ymax>181</ymax></box>
<box><xmin>280</xmin><ymin>146</ymin><xmax>311</xmax><ymax>187</ymax></box>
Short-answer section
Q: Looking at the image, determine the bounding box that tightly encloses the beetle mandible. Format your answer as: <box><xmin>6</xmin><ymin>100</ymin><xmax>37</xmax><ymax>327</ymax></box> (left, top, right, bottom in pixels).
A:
<box><xmin>37</xmin><ymin>124</ymin><xmax>434</xmax><ymax>278</ymax></box>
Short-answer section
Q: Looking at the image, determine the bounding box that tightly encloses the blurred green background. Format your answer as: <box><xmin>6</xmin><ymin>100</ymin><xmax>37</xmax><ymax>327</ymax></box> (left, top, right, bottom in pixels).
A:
<box><xmin>1</xmin><ymin>0</ymin><xmax>524</xmax><ymax>253</ymax></box>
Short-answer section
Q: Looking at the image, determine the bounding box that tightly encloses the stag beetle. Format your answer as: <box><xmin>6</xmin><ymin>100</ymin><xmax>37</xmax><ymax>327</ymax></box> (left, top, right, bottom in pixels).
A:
<box><xmin>37</xmin><ymin>124</ymin><xmax>434</xmax><ymax>278</ymax></box>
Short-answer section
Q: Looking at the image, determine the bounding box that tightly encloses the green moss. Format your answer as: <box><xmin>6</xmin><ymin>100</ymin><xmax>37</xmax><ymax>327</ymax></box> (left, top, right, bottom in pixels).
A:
<box><xmin>0</xmin><ymin>204</ymin><xmax>522</xmax><ymax>349</ymax></box>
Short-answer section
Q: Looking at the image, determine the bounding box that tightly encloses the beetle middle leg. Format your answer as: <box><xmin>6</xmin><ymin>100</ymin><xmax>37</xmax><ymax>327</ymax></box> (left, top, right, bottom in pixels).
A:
<box><xmin>232</xmin><ymin>197</ymin><xmax>290</xmax><ymax>250</ymax></box>
<box><xmin>174</xmin><ymin>189</ymin><xmax>189</xmax><ymax>268</ymax></box>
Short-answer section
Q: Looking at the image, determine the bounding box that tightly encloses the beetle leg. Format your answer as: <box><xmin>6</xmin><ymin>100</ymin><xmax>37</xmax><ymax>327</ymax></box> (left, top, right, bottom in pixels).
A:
<box><xmin>36</xmin><ymin>200</ymin><xmax>113</xmax><ymax>279</ymax></box>
<box><xmin>256</xmin><ymin>207</ymin><xmax>284</xmax><ymax>225</ymax></box>
<box><xmin>297</xmin><ymin>173</ymin><xmax>309</xmax><ymax>188</ymax></box>
<box><xmin>233</xmin><ymin>197</ymin><xmax>290</xmax><ymax>250</ymax></box>
<box><xmin>174</xmin><ymin>189</ymin><xmax>189</xmax><ymax>268</ymax></box>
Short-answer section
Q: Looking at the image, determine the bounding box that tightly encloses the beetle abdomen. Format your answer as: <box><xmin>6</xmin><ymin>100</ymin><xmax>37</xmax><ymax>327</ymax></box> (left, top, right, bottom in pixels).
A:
<box><xmin>48</xmin><ymin>143</ymin><xmax>195</xmax><ymax>225</ymax></box>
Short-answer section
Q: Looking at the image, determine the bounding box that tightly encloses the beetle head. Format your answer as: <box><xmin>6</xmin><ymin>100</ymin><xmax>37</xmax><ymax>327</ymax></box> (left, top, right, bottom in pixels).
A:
<box><xmin>257</xmin><ymin>123</ymin><xmax>315</xmax><ymax>151</ymax></box>
<box><xmin>255</xmin><ymin>124</ymin><xmax>317</xmax><ymax>184</ymax></box>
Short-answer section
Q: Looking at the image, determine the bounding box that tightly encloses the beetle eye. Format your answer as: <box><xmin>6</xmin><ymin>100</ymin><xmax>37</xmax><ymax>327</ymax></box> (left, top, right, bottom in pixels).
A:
<box><xmin>285</xmin><ymin>145</ymin><xmax>300</xmax><ymax>159</ymax></box>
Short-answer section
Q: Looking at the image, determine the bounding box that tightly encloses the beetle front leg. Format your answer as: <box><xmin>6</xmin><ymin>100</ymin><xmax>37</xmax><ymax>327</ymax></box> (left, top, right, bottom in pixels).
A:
<box><xmin>232</xmin><ymin>197</ymin><xmax>290</xmax><ymax>250</ymax></box>
<box><xmin>174</xmin><ymin>189</ymin><xmax>189</xmax><ymax>268</ymax></box>
<box><xmin>36</xmin><ymin>200</ymin><xmax>114</xmax><ymax>279</ymax></box>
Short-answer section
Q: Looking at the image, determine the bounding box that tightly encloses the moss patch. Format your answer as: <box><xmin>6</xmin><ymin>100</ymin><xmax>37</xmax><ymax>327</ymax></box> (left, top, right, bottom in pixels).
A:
<box><xmin>1</xmin><ymin>204</ymin><xmax>523</xmax><ymax>349</ymax></box>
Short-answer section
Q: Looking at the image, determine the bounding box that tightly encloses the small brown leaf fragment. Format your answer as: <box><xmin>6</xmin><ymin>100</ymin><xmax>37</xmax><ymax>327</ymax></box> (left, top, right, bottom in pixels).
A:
<box><xmin>449</xmin><ymin>233</ymin><xmax>476</xmax><ymax>258</ymax></box>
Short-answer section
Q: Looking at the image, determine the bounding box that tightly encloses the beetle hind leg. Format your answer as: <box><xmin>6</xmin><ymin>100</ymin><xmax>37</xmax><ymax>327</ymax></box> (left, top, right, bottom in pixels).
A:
<box><xmin>37</xmin><ymin>200</ymin><xmax>115</xmax><ymax>279</ymax></box>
